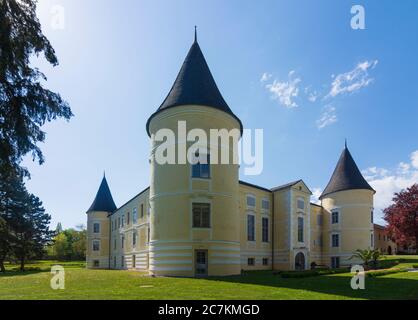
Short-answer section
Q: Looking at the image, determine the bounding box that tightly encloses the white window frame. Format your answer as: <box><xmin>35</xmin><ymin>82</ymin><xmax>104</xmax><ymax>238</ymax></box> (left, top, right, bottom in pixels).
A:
<box><xmin>92</xmin><ymin>240</ymin><xmax>100</xmax><ymax>252</ymax></box>
<box><xmin>261</xmin><ymin>216</ymin><xmax>269</xmax><ymax>243</ymax></box>
<box><xmin>296</xmin><ymin>197</ymin><xmax>305</xmax><ymax>212</ymax></box>
<box><xmin>93</xmin><ymin>222</ymin><xmax>100</xmax><ymax>234</ymax></box>
<box><xmin>133</xmin><ymin>207</ymin><xmax>138</xmax><ymax>224</ymax></box>
<box><xmin>247</xmin><ymin>213</ymin><xmax>256</xmax><ymax>242</ymax></box>
<box><xmin>297</xmin><ymin>216</ymin><xmax>304</xmax><ymax>243</ymax></box>
<box><xmin>331</xmin><ymin>233</ymin><xmax>340</xmax><ymax>248</ymax></box>
<box><xmin>261</xmin><ymin>198</ymin><xmax>270</xmax><ymax>212</ymax></box>
<box><xmin>331</xmin><ymin>211</ymin><xmax>340</xmax><ymax>225</ymax></box>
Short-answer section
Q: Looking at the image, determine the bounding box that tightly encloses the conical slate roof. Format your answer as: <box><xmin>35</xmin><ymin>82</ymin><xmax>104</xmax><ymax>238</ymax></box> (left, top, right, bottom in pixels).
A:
<box><xmin>320</xmin><ymin>146</ymin><xmax>375</xmax><ymax>199</ymax></box>
<box><xmin>87</xmin><ymin>176</ymin><xmax>117</xmax><ymax>213</ymax></box>
<box><xmin>146</xmin><ymin>31</ymin><xmax>242</xmax><ymax>136</ymax></box>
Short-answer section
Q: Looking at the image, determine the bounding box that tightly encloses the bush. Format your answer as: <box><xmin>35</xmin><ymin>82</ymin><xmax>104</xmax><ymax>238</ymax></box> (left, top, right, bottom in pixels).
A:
<box><xmin>366</xmin><ymin>268</ymin><xmax>407</xmax><ymax>278</ymax></box>
<box><xmin>280</xmin><ymin>268</ymin><xmax>349</xmax><ymax>278</ymax></box>
<box><xmin>411</xmin><ymin>264</ymin><xmax>418</xmax><ymax>268</ymax></box>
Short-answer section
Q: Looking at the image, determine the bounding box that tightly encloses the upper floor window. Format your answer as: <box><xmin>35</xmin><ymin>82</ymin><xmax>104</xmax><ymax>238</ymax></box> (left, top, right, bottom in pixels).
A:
<box><xmin>297</xmin><ymin>199</ymin><xmax>305</xmax><ymax>211</ymax></box>
<box><xmin>147</xmin><ymin>227</ymin><xmax>150</xmax><ymax>244</ymax></box>
<box><xmin>93</xmin><ymin>222</ymin><xmax>100</xmax><ymax>234</ymax></box>
<box><xmin>118</xmin><ymin>217</ymin><xmax>121</xmax><ymax>228</ymax></box>
<box><xmin>133</xmin><ymin>231</ymin><xmax>137</xmax><ymax>246</ymax></box>
<box><xmin>121</xmin><ymin>215</ymin><xmax>125</xmax><ymax>228</ymax></box>
<box><xmin>127</xmin><ymin>212</ymin><xmax>130</xmax><ymax>225</ymax></box>
<box><xmin>93</xmin><ymin>240</ymin><xmax>100</xmax><ymax>252</ymax></box>
<box><xmin>133</xmin><ymin>208</ymin><xmax>138</xmax><ymax>224</ymax></box>
<box><xmin>247</xmin><ymin>214</ymin><xmax>255</xmax><ymax>241</ymax></box>
<box><xmin>141</xmin><ymin>204</ymin><xmax>144</xmax><ymax>218</ymax></box>
<box><xmin>332</xmin><ymin>211</ymin><xmax>339</xmax><ymax>224</ymax></box>
<box><xmin>192</xmin><ymin>203</ymin><xmax>210</xmax><ymax>228</ymax></box>
<box><xmin>332</xmin><ymin>234</ymin><xmax>340</xmax><ymax>247</ymax></box>
<box><xmin>246</xmin><ymin>195</ymin><xmax>256</xmax><ymax>208</ymax></box>
<box><xmin>121</xmin><ymin>235</ymin><xmax>125</xmax><ymax>249</ymax></box>
<box><xmin>297</xmin><ymin>217</ymin><xmax>304</xmax><ymax>243</ymax></box>
<box><xmin>318</xmin><ymin>234</ymin><xmax>323</xmax><ymax>248</ymax></box>
<box><xmin>371</xmin><ymin>234</ymin><xmax>374</xmax><ymax>247</ymax></box>
<box><xmin>262</xmin><ymin>217</ymin><xmax>269</xmax><ymax>242</ymax></box>
<box><xmin>371</xmin><ymin>210</ymin><xmax>374</xmax><ymax>223</ymax></box>
<box><xmin>191</xmin><ymin>153</ymin><xmax>210</xmax><ymax>179</ymax></box>
<box><xmin>261</xmin><ymin>199</ymin><xmax>270</xmax><ymax>210</ymax></box>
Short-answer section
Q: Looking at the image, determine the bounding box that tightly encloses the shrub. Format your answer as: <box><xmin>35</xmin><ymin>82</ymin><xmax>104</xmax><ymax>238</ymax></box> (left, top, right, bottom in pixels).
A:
<box><xmin>366</xmin><ymin>268</ymin><xmax>407</xmax><ymax>278</ymax></box>
<box><xmin>280</xmin><ymin>268</ymin><xmax>349</xmax><ymax>278</ymax></box>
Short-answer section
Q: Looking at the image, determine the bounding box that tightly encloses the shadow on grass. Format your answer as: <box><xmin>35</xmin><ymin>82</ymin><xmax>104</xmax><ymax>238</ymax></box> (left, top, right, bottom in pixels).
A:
<box><xmin>0</xmin><ymin>269</ymin><xmax>48</xmax><ymax>277</ymax></box>
<box><xmin>206</xmin><ymin>272</ymin><xmax>418</xmax><ymax>300</ymax></box>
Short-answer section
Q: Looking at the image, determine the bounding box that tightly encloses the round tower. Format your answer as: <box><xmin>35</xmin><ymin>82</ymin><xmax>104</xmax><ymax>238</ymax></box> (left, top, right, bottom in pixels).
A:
<box><xmin>320</xmin><ymin>143</ymin><xmax>375</xmax><ymax>268</ymax></box>
<box><xmin>86</xmin><ymin>175</ymin><xmax>116</xmax><ymax>269</ymax></box>
<box><xmin>146</xmin><ymin>31</ymin><xmax>243</xmax><ymax>277</ymax></box>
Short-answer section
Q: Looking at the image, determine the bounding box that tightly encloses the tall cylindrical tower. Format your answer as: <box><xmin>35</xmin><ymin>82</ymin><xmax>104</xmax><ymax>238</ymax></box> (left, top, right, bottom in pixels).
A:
<box><xmin>320</xmin><ymin>144</ymin><xmax>375</xmax><ymax>267</ymax></box>
<box><xmin>146</xmin><ymin>32</ymin><xmax>243</xmax><ymax>277</ymax></box>
<box><xmin>86</xmin><ymin>175</ymin><xmax>117</xmax><ymax>269</ymax></box>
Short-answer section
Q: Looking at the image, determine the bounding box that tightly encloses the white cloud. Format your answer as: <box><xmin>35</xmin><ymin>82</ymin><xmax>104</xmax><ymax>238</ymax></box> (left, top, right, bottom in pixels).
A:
<box><xmin>311</xmin><ymin>188</ymin><xmax>322</xmax><ymax>204</ymax></box>
<box><xmin>411</xmin><ymin>151</ymin><xmax>418</xmax><ymax>169</ymax></box>
<box><xmin>364</xmin><ymin>150</ymin><xmax>418</xmax><ymax>223</ymax></box>
<box><xmin>305</xmin><ymin>86</ymin><xmax>319</xmax><ymax>102</ymax></box>
<box><xmin>265</xmin><ymin>71</ymin><xmax>301</xmax><ymax>108</ymax></box>
<box><xmin>316</xmin><ymin>105</ymin><xmax>337</xmax><ymax>129</ymax></box>
<box><xmin>326</xmin><ymin>60</ymin><xmax>378</xmax><ymax>98</ymax></box>
<box><xmin>260</xmin><ymin>72</ymin><xmax>272</xmax><ymax>83</ymax></box>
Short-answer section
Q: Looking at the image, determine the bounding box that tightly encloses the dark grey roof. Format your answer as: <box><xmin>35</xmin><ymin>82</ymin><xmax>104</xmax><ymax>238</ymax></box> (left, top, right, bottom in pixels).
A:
<box><xmin>87</xmin><ymin>176</ymin><xmax>117</xmax><ymax>213</ymax></box>
<box><xmin>271</xmin><ymin>180</ymin><xmax>303</xmax><ymax>192</ymax></box>
<box><xmin>239</xmin><ymin>180</ymin><xmax>272</xmax><ymax>193</ymax></box>
<box><xmin>146</xmin><ymin>35</ymin><xmax>242</xmax><ymax>136</ymax></box>
<box><xmin>320</xmin><ymin>146</ymin><xmax>375</xmax><ymax>199</ymax></box>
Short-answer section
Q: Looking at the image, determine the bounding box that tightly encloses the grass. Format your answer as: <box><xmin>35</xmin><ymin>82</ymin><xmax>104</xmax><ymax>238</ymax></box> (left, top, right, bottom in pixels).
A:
<box><xmin>0</xmin><ymin>256</ymin><xmax>417</xmax><ymax>300</ymax></box>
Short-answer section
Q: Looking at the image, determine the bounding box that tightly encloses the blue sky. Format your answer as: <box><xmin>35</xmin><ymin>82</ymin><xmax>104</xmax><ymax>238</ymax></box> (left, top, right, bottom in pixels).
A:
<box><xmin>25</xmin><ymin>0</ymin><xmax>418</xmax><ymax>228</ymax></box>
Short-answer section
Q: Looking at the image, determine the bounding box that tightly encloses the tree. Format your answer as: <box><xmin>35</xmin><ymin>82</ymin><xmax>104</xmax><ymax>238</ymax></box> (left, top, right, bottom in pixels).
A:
<box><xmin>350</xmin><ymin>249</ymin><xmax>373</xmax><ymax>267</ymax></box>
<box><xmin>0</xmin><ymin>217</ymin><xmax>12</xmax><ymax>272</ymax></box>
<box><xmin>11</xmin><ymin>193</ymin><xmax>54</xmax><ymax>270</ymax></box>
<box><xmin>49</xmin><ymin>227</ymin><xmax>86</xmax><ymax>261</ymax></box>
<box><xmin>55</xmin><ymin>222</ymin><xmax>63</xmax><ymax>234</ymax></box>
<box><xmin>384</xmin><ymin>184</ymin><xmax>418</xmax><ymax>254</ymax></box>
<box><xmin>0</xmin><ymin>0</ymin><xmax>73</xmax><ymax>177</ymax></box>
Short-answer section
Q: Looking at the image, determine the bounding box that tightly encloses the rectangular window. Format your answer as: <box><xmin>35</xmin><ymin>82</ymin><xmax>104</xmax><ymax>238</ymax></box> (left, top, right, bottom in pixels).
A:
<box><xmin>332</xmin><ymin>234</ymin><xmax>340</xmax><ymax>247</ymax></box>
<box><xmin>248</xmin><ymin>258</ymin><xmax>255</xmax><ymax>266</ymax></box>
<box><xmin>118</xmin><ymin>217</ymin><xmax>120</xmax><ymax>228</ymax></box>
<box><xmin>114</xmin><ymin>238</ymin><xmax>116</xmax><ymax>250</ymax></box>
<box><xmin>93</xmin><ymin>240</ymin><xmax>100</xmax><ymax>252</ymax></box>
<box><xmin>262</xmin><ymin>258</ymin><xmax>269</xmax><ymax>266</ymax></box>
<box><xmin>371</xmin><ymin>210</ymin><xmax>374</xmax><ymax>223</ymax></box>
<box><xmin>192</xmin><ymin>203</ymin><xmax>211</xmax><ymax>228</ymax></box>
<box><xmin>247</xmin><ymin>215</ymin><xmax>255</xmax><ymax>241</ymax></box>
<box><xmin>132</xmin><ymin>255</ymin><xmax>136</xmax><ymax>269</ymax></box>
<box><xmin>262</xmin><ymin>217</ymin><xmax>269</xmax><ymax>242</ymax></box>
<box><xmin>121</xmin><ymin>256</ymin><xmax>124</xmax><ymax>268</ymax></box>
<box><xmin>141</xmin><ymin>204</ymin><xmax>144</xmax><ymax>218</ymax></box>
<box><xmin>121</xmin><ymin>235</ymin><xmax>125</xmax><ymax>249</ymax></box>
<box><xmin>191</xmin><ymin>153</ymin><xmax>210</xmax><ymax>178</ymax></box>
<box><xmin>318</xmin><ymin>235</ymin><xmax>323</xmax><ymax>248</ymax></box>
<box><xmin>317</xmin><ymin>214</ymin><xmax>323</xmax><ymax>226</ymax></box>
<box><xmin>114</xmin><ymin>256</ymin><xmax>116</xmax><ymax>268</ymax></box>
<box><xmin>147</xmin><ymin>227</ymin><xmax>150</xmax><ymax>244</ymax></box>
<box><xmin>93</xmin><ymin>260</ymin><xmax>100</xmax><ymax>268</ymax></box>
<box><xmin>298</xmin><ymin>217</ymin><xmax>304</xmax><ymax>242</ymax></box>
<box><xmin>121</xmin><ymin>215</ymin><xmax>125</xmax><ymax>227</ymax></box>
<box><xmin>133</xmin><ymin>231</ymin><xmax>137</xmax><ymax>246</ymax></box>
<box><xmin>297</xmin><ymin>199</ymin><xmax>305</xmax><ymax>210</ymax></box>
<box><xmin>133</xmin><ymin>208</ymin><xmax>138</xmax><ymax>224</ymax></box>
<box><xmin>127</xmin><ymin>212</ymin><xmax>130</xmax><ymax>225</ymax></box>
<box><xmin>246</xmin><ymin>196</ymin><xmax>256</xmax><ymax>208</ymax></box>
<box><xmin>371</xmin><ymin>234</ymin><xmax>374</xmax><ymax>247</ymax></box>
<box><xmin>332</xmin><ymin>211</ymin><xmax>339</xmax><ymax>224</ymax></box>
<box><xmin>93</xmin><ymin>222</ymin><xmax>100</xmax><ymax>234</ymax></box>
<box><xmin>261</xmin><ymin>199</ymin><xmax>270</xmax><ymax>210</ymax></box>
<box><xmin>331</xmin><ymin>257</ymin><xmax>340</xmax><ymax>269</ymax></box>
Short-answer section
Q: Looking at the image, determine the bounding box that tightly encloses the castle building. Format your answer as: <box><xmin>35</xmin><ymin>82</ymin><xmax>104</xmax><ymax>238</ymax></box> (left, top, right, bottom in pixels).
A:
<box><xmin>86</xmin><ymin>32</ymin><xmax>379</xmax><ymax>276</ymax></box>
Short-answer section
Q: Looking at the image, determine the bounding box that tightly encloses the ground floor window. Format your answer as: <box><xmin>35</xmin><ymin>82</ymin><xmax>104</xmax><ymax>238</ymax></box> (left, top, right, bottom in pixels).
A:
<box><xmin>93</xmin><ymin>260</ymin><xmax>99</xmax><ymax>268</ymax></box>
<box><xmin>114</xmin><ymin>256</ymin><xmax>116</xmax><ymax>267</ymax></box>
<box><xmin>121</xmin><ymin>256</ymin><xmax>124</xmax><ymax>268</ymax></box>
<box><xmin>248</xmin><ymin>258</ymin><xmax>255</xmax><ymax>266</ymax></box>
<box><xmin>132</xmin><ymin>255</ymin><xmax>136</xmax><ymax>268</ymax></box>
<box><xmin>262</xmin><ymin>258</ymin><xmax>269</xmax><ymax>266</ymax></box>
<box><xmin>331</xmin><ymin>257</ymin><xmax>340</xmax><ymax>269</ymax></box>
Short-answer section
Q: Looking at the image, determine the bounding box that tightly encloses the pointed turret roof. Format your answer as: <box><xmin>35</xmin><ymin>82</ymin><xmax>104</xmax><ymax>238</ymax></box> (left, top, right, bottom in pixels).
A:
<box><xmin>320</xmin><ymin>145</ymin><xmax>375</xmax><ymax>199</ymax></box>
<box><xmin>146</xmin><ymin>29</ymin><xmax>242</xmax><ymax>136</ymax></box>
<box><xmin>87</xmin><ymin>175</ymin><xmax>117</xmax><ymax>213</ymax></box>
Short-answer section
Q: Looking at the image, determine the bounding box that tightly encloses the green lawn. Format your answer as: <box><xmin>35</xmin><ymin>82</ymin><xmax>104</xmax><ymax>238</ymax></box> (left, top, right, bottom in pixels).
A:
<box><xmin>0</xmin><ymin>256</ymin><xmax>417</xmax><ymax>300</ymax></box>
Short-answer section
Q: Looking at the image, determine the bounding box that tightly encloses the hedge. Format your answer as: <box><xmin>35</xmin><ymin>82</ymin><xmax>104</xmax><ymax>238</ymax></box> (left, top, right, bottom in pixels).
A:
<box><xmin>365</xmin><ymin>268</ymin><xmax>408</xmax><ymax>278</ymax></box>
<box><xmin>280</xmin><ymin>268</ymin><xmax>349</xmax><ymax>278</ymax></box>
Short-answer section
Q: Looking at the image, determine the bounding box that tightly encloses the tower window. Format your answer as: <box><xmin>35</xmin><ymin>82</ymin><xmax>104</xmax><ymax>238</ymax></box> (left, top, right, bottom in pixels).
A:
<box><xmin>332</xmin><ymin>234</ymin><xmax>340</xmax><ymax>247</ymax></box>
<box><xmin>332</xmin><ymin>211</ymin><xmax>339</xmax><ymax>224</ymax></box>
<box><xmin>247</xmin><ymin>214</ymin><xmax>255</xmax><ymax>241</ymax></box>
<box><xmin>262</xmin><ymin>258</ymin><xmax>269</xmax><ymax>266</ymax></box>
<box><xmin>371</xmin><ymin>210</ymin><xmax>374</xmax><ymax>223</ymax></box>
<box><xmin>297</xmin><ymin>199</ymin><xmax>305</xmax><ymax>211</ymax></box>
<box><xmin>192</xmin><ymin>203</ymin><xmax>211</xmax><ymax>228</ymax></box>
<box><xmin>93</xmin><ymin>260</ymin><xmax>100</xmax><ymax>268</ymax></box>
<box><xmin>93</xmin><ymin>240</ymin><xmax>100</xmax><ymax>252</ymax></box>
<box><xmin>331</xmin><ymin>257</ymin><xmax>340</xmax><ymax>269</ymax></box>
<box><xmin>191</xmin><ymin>153</ymin><xmax>210</xmax><ymax>179</ymax></box>
<box><xmin>298</xmin><ymin>217</ymin><xmax>304</xmax><ymax>243</ymax></box>
<box><xmin>93</xmin><ymin>222</ymin><xmax>100</xmax><ymax>234</ymax></box>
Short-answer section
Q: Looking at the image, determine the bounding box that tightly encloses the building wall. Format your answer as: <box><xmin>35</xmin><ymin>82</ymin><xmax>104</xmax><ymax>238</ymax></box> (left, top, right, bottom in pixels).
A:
<box><xmin>374</xmin><ymin>225</ymin><xmax>396</xmax><ymax>255</ymax></box>
<box><xmin>148</xmin><ymin>105</ymin><xmax>242</xmax><ymax>277</ymax></box>
<box><xmin>86</xmin><ymin>211</ymin><xmax>110</xmax><ymax>269</ymax></box>
<box><xmin>321</xmin><ymin>189</ymin><xmax>374</xmax><ymax>267</ymax></box>
<box><xmin>238</xmin><ymin>184</ymin><xmax>273</xmax><ymax>271</ymax></box>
